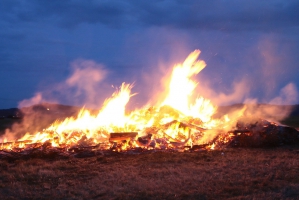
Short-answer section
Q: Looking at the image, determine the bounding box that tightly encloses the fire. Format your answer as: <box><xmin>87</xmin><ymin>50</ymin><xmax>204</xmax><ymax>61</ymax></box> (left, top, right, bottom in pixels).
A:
<box><xmin>162</xmin><ymin>49</ymin><xmax>214</xmax><ymax>123</ymax></box>
<box><xmin>19</xmin><ymin>83</ymin><xmax>135</xmax><ymax>147</ymax></box>
<box><xmin>1</xmin><ymin>50</ymin><xmax>231</xmax><ymax>151</ymax></box>
<box><xmin>162</xmin><ymin>50</ymin><xmax>204</xmax><ymax>111</ymax></box>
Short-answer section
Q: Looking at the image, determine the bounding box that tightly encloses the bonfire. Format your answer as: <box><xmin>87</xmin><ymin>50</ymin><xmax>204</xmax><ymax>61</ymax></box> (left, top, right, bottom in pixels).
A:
<box><xmin>1</xmin><ymin>50</ymin><xmax>298</xmax><ymax>157</ymax></box>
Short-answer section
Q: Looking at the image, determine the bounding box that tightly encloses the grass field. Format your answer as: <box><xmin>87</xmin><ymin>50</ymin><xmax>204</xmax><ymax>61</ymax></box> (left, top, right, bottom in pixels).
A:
<box><xmin>0</xmin><ymin>147</ymin><xmax>298</xmax><ymax>200</ymax></box>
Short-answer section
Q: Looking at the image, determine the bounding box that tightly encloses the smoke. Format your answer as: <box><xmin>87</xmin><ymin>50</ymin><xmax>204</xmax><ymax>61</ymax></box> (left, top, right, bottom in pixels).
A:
<box><xmin>63</xmin><ymin>59</ymin><xmax>109</xmax><ymax>108</ymax></box>
<box><xmin>256</xmin><ymin>37</ymin><xmax>296</xmax><ymax>98</ymax></box>
<box><xmin>194</xmin><ymin>78</ymin><xmax>251</xmax><ymax>106</ymax></box>
<box><xmin>256</xmin><ymin>83</ymin><xmax>298</xmax><ymax>121</ymax></box>
<box><xmin>217</xmin><ymin>83</ymin><xmax>299</xmax><ymax>126</ymax></box>
<box><xmin>2</xmin><ymin>103</ymin><xmax>82</xmax><ymax>141</ymax></box>
<box><xmin>18</xmin><ymin>59</ymin><xmax>110</xmax><ymax>110</ymax></box>
<box><xmin>269</xmin><ymin>83</ymin><xmax>298</xmax><ymax>105</ymax></box>
<box><xmin>1</xmin><ymin>59</ymin><xmax>111</xmax><ymax>141</ymax></box>
<box><xmin>18</xmin><ymin>93</ymin><xmax>44</xmax><ymax>108</ymax></box>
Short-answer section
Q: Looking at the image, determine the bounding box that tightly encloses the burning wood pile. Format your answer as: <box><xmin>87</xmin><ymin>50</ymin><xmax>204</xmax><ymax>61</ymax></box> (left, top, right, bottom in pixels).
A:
<box><xmin>0</xmin><ymin>116</ymin><xmax>298</xmax><ymax>160</ymax></box>
<box><xmin>1</xmin><ymin>50</ymin><xmax>298</xmax><ymax>159</ymax></box>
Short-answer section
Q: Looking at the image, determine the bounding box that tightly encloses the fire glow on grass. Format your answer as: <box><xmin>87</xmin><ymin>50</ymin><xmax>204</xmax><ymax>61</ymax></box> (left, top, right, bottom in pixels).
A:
<box><xmin>1</xmin><ymin>50</ymin><xmax>235</xmax><ymax>151</ymax></box>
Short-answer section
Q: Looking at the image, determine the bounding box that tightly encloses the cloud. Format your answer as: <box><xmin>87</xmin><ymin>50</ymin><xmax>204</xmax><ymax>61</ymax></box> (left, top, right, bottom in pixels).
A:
<box><xmin>1</xmin><ymin>0</ymin><xmax>299</xmax><ymax>32</ymax></box>
<box><xmin>1</xmin><ymin>0</ymin><xmax>128</xmax><ymax>28</ymax></box>
<box><xmin>131</xmin><ymin>0</ymin><xmax>299</xmax><ymax>32</ymax></box>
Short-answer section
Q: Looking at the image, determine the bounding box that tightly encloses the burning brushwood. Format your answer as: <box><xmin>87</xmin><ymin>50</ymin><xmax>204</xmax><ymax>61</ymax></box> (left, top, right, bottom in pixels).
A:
<box><xmin>109</xmin><ymin>132</ymin><xmax>138</xmax><ymax>142</ymax></box>
<box><xmin>1</xmin><ymin>50</ymin><xmax>299</xmax><ymax>156</ymax></box>
<box><xmin>137</xmin><ymin>134</ymin><xmax>152</xmax><ymax>146</ymax></box>
<box><xmin>109</xmin><ymin>132</ymin><xmax>138</xmax><ymax>151</ymax></box>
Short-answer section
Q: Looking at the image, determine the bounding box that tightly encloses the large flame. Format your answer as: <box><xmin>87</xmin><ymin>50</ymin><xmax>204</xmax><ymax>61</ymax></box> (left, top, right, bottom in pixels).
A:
<box><xmin>1</xmin><ymin>50</ymin><xmax>226</xmax><ymax>151</ymax></box>
<box><xmin>162</xmin><ymin>50</ymin><xmax>215</xmax><ymax>123</ymax></box>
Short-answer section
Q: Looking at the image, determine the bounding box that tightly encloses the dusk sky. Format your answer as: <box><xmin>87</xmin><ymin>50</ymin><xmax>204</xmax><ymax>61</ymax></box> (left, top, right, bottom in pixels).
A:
<box><xmin>1</xmin><ymin>0</ymin><xmax>299</xmax><ymax>109</ymax></box>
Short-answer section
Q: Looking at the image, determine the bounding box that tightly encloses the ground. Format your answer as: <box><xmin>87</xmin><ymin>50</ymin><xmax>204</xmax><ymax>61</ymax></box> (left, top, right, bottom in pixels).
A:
<box><xmin>0</xmin><ymin>147</ymin><xmax>298</xmax><ymax>200</ymax></box>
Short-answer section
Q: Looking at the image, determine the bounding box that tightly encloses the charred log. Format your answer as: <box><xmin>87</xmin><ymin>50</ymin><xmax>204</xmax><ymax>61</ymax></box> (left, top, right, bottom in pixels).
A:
<box><xmin>137</xmin><ymin>134</ymin><xmax>152</xmax><ymax>146</ymax></box>
<box><xmin>109</xmin><ymin>132</ymin><xmax>138</xmax><ymax>141</ymax></box>
<box><xmin>189</xmin><ymin>144</ymin><xmax>210</xmax><ymax>151</ymax></box>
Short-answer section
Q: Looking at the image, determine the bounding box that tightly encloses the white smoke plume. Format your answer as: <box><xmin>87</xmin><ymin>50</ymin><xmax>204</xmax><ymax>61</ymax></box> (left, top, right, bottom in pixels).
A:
<box><xmin>1</xmin><ymin>59</ymin><xmax>110</xmax><ymax>141</ymax></box>
<box><xmin>269</xmin><ymin>83</ymin><xmax>298</xmax><ymax>105</ymax></box>
<box><xmin>64</xmin><ymin>59</ymin><xmax>108</xmax><ymax>108</ymax></box>
<box><xmin>18</xmin><ymin>93</ymin><xmax>44</xmax><ymax>108</ymax></box>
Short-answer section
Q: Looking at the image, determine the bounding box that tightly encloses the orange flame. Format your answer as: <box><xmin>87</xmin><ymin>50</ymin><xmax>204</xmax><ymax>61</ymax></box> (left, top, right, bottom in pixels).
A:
<box><xmin>1</xmin><ymin>50</ymin><xmax>229</xmax><ymax>151</ymax></box>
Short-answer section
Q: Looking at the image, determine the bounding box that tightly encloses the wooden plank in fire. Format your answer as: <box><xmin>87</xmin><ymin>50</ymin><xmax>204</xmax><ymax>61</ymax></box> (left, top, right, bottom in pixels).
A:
<box><xmin>109</xmin><ymin>132</ymin><xmax>138</xmax><ymax>142</ymax></box>
<box><xmin>0</xmin><ymin>140</ymin><xmax>33</xmax><ymax>149</ymax></box>
<box><xmin>163</xmin><ymin>120</ymin><xmax>207</xmax><ymax>132</ymax></box>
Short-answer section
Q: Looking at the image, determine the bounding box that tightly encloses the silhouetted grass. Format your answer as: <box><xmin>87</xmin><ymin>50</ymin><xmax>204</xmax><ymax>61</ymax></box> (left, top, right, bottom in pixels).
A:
<box><xmin>280</xmin><ymin>116</ymin><xmax>299</xmax><ymax>128</ymax></box>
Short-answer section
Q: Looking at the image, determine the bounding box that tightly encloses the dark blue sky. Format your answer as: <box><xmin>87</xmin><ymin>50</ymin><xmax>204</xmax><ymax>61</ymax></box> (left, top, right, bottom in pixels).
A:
<box><xmin>1</xmin><ymin>0</ymin><xmax>299</xmax><ymax>109</ymax></box>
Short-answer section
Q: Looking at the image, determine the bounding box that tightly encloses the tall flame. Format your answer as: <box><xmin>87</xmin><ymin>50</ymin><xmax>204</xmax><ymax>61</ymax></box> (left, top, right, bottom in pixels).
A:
<box><xmin>162</xmin><ymin>50</ymin><xmax>216</xmax><ymax>124</ymax></box>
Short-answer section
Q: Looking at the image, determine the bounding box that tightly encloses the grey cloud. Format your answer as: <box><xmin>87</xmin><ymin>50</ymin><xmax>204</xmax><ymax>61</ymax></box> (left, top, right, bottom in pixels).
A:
<box><xmin>1</xmin><ymin>0</ymin><xmax>128</xmax><ymax>28</ymax></box>
<box><xmin>1</xmin><ymin>0</ymin><xmax>298</xmax><ymax>32</ymax></box>
<box><xmin>130</xmin><ymin>0</ymin><xmax>299</xmax><ymax>32</ymax></box>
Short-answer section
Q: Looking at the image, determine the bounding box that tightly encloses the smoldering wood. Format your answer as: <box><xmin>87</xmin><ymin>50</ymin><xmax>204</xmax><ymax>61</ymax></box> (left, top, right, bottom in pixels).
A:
<box><xmin>109</xmin><ymin>132</ymin><xmax>138</xmax><ymax>142</ymax></box>
<box><xmin>227</xmin><ymin>121</ymin><xmax>299</xmax><ymax>147</ymax></box>
<box><xmin>68</xmin><ymin>144</ymin><xmax>102</xmax><ymax>152</ymax></box>
<box><xmin>228</xmin><ymin>130</ymin><xmax>251</xmax><ymax>135</ymax></box>
<box><xmin>188</xmin><ymin>144</ymin><xmax>210</xmax><ymax>150</ymax></box>
<box><xmin>137</xmin><ymin>134</ymin><xmax>152</xmax><ymax>146</ymax></box>
<box><xmin>163</xmin><ymin>120</ymin><xmax>207</xmax><ymax>132</ymax></box>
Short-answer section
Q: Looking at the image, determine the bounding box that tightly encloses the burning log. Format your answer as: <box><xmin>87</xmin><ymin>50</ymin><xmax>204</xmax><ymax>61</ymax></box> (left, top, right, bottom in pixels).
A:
<box><xmin>109</xmin><ymin>132</ymin><xmax>138</xmax><ymax>142</ymax></box>
<box><xmin>163</xmin><ymin>120</ymin><xmax>207</xmax><ymax>132</ymax></box>
<box><xmin>109</xmin><ymin>132</ymin><xmax>138</xmax><ymax>151</ymax></box>
<box><xmin>0</xmin><ymin>140</ymin><xmax>36</xmax><ymax>150</ymax></box>
<box><xmin>137</xmin><ymin>134</ymin><xmax>152</xmax><ymax>146</ymax></box>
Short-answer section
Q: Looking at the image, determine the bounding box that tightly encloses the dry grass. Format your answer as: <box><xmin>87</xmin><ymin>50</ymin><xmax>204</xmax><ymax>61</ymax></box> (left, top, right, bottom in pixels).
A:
<box><xmin>0</xmin><ymin>147</ymin><xmax>298</xmax><ymax>200</ymax></box>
